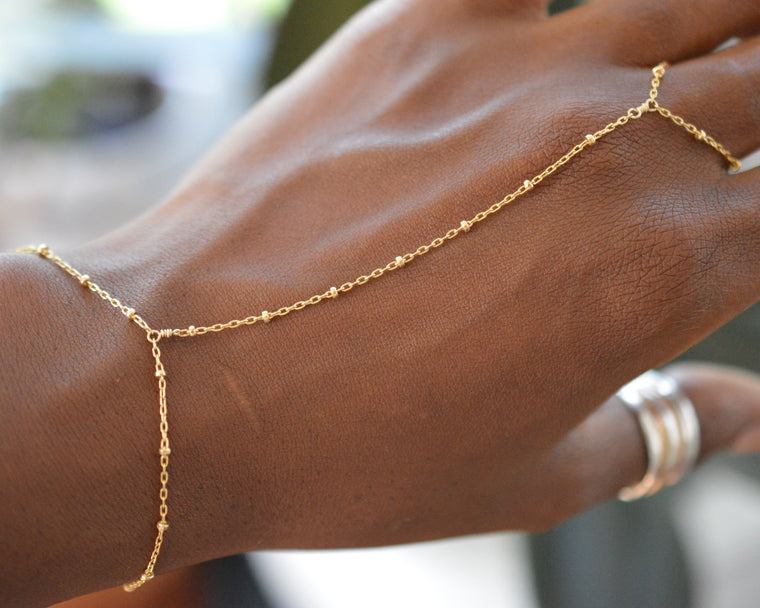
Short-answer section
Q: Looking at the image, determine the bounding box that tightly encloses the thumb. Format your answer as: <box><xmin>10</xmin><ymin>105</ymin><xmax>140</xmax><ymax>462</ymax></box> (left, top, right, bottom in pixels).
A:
<box><xmin>665</xmin><ymin>362</ymin><xmax>760</xmax><ymax>457</ymax></box>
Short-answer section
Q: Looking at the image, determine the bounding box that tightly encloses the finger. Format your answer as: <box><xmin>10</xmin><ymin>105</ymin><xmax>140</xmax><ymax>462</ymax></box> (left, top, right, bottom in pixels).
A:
<box><xmin>447</xmin><ymin>0</ymin><xmax>550</xmax><ymax>19</ymax></box>
<box><xmin>665</xmin><ymin>363</ymin><xmax>760</xmax><ymax>454</ymax></box>
<box><xmin>660</xmin><ymin>37</ymin><xmax>760</xmax><ymax>160</ymax></box>
<box><xmin>587</xmin><ymin>0</ymin><xmax>760</xmax><ymax>67</ymax></box>
<box><xmin>534</xmin><ymin>363</ymin><xmax>760</xmax><ymax>524</ymax></box>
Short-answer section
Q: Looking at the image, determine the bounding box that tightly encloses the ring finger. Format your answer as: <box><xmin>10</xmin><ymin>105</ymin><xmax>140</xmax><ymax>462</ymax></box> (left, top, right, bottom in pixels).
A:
<box><xmin>660</xmin><ymin>37</ymin><xmax>760</xmax><ymax>162</ymax></box>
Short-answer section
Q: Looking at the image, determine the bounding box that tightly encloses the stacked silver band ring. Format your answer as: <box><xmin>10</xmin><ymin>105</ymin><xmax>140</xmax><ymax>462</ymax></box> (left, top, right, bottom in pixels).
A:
<box><xmin>616</xmin><ymin>370</ymin><xmax>701</xmax><ymax>502</ymax></box>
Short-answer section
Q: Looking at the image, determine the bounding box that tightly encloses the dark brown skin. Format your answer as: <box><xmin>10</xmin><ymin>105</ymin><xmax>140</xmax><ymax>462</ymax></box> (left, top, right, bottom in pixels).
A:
<box><xmin>2</xmin><ymin>0</ymin><xmax>760</xmax><ymax>605</ymax></box>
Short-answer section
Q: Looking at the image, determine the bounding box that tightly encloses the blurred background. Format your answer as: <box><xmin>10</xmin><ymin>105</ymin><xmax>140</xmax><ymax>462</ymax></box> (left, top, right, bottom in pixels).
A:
<box><xmin>1</xmin><ymin>1</ymin><xmax>758</xmax><ymax>607</ymax></box>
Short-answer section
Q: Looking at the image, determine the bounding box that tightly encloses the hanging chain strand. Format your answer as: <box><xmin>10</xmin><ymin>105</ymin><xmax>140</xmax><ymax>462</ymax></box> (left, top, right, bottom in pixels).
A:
<box><xmin>13</xmin><ymin>63</ymin><xmax>740</xmax><ymax>592</ymax></box>
<box><xmin>122</xmin><ymin>331</ymin><xmax>170</xmax><ymax>592</ymax></box>
<box><xmin>647</xmin><ymin>63</ymin><xmax>741</xmax><ymax>171</ymax></box>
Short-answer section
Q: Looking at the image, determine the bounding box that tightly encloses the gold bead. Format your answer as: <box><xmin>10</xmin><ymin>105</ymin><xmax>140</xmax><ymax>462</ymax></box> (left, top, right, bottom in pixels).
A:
<box><xmin>36</xmin><ymin>244</ymin><xmax>50</xmax><ymax>257</ymax></box>
<box><xmin>585</xmin><ymin>134</ymin><xmax>596</xmax><ymax>144</ymax></box>
<box><xmin>157</xmin><ymin>521</ymin><xmax>169</xmax><ymax>532</ymax></box>
<box><xmin>79</xmin><ymin>274</ymin><xmax>91</xmax><ymax>286</ymax></box>
<box><xmin>330</xmin><ymin>286</ymin><xmax>339</xmax><ymax>298</ymax></box>
<box><xmin>395</xmin><ymin>256</ymin><xmax>405</xmax><ymax>268</ymax></box>
<box><xmin>460</xmin><ymin>220</ymin><xmax>471</xmax><ymax>233</ymax></box>
<box><xmin>188</xmin><ymin>325</ymin><xmax>197</xmax><ymax>336</ymax></box>
<box><xmin>262</xmin><ymin>311</ymin><xmax>271</xmax><ymax>323</ymax></box>
<box><xmin>523</xmin><ymin>179</ymin><xmax>533</xmax><ymax>191</ymax></box>
<box><xmin>696</xmin><ymin>130</ymin><xmax>707</xmax><ymax>141</ymax></box>
<box><xmin>159</xmin><ymin>446</ymin><xmax>171</xmax><ymax>456</ymax></box>
<box><xmin>126</xmin><ymin>308</ymin><xmax>136</xmax><ymax>320</ymax></box>
<box><xmin>155</xmin><ymin>369</ymin><xmax>166</xmax><ymax>378</ymax></box>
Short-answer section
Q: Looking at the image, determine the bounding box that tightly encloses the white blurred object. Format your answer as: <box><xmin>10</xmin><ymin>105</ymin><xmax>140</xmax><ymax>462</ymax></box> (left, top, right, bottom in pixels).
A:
<box><xmin>0</xmin><ymin>0</ymin><xmax>50</xmax><ymax>99</ymax></box>
<box><xmin>248</xmin><ymin>533</ymin><xmax>539</xmax><ymax>608</ymax></box>
<box><xmin>98</xmin><ymin>0</ymin><xmax>290</xmax><ymax>31</ymax></box>
<box><xmin>673</xmin><ymin>463</ymin><xmax>760</xmax><ymax>608</ymax></box>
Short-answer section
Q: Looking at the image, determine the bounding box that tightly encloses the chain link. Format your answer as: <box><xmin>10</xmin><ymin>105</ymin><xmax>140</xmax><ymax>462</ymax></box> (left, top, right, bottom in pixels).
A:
<box><xmin>14</xmin><ymin>63</ymin><xmax>740</xmax><ymax>591</ymax></box>
<box><xmin>647</xmin><ymin>62</ymin><xmax>741</xmax><ymax>171</ymax></box>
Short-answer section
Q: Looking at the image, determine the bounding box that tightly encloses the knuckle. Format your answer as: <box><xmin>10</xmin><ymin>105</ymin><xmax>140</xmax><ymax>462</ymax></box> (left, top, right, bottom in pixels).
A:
<box><xmin>700</xmin><ymin>178</ymin><xmax>760</xmax><ymax>297</ymax></box>
<box><xmin>453</xmin><ymin>0</ymin><xmax>543</xmax><ymax>18</ymax></box>
<box><xmin>607</xmin><ymin>197</ymin><xmax>724</xmax><ymax>333</ymax></box>
<box><xmin>537</xmin><ymin>69</ymin><xmax>645</xmax><ymax>140</ymax></box>
<box><xmin>725</xmin><ymin>54</ymin><xmax>760</xmax><ymax>145</ymax></box>
<box><xmin>605</xmin><ymin>2</ymin><xmax>681</xmax><ymax>65</ymax></box>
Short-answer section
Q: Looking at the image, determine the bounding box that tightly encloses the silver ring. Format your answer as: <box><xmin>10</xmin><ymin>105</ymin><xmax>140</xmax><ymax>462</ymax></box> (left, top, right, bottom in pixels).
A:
<box><xmin>616</xmin><ymin>370</ymin><xmax>701</xmax><ymax>502</ymax></box>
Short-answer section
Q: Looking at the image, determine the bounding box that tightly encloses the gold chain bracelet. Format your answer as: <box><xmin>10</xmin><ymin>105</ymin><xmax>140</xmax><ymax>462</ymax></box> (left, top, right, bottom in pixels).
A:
<box><xmin>15</xmin><ymin>63</ymin><xmax>740</xmax><ymax>592</ymax></box>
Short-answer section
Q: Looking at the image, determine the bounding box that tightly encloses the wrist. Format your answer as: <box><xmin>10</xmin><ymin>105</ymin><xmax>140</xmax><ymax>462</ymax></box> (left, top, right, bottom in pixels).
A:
<box><xmin>0</xmin><ymin>249</ymin><xmax>188</xmax><ymax>605</ymax></box>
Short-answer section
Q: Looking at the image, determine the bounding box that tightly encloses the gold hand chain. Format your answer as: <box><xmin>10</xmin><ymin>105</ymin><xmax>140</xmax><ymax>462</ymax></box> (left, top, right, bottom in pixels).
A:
<box><xmin>15</xmin><ymin>63</ymin><xmax>740</xmax><ymax>591</ymax></box>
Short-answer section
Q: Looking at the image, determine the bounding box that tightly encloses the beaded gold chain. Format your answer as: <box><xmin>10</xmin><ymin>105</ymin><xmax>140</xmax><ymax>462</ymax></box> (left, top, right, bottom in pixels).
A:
<box><xmin>15</xmin><ymin>63</ymin><xmax>740</xmax><ymax>591</ymax></box>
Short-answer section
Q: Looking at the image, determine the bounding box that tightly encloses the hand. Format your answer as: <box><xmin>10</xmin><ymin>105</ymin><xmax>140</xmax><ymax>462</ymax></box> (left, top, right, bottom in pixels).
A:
<box><xmin>2</xmin><ymin>0</ymin><xmax>760</xmax><ymax>605</ymax></box>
